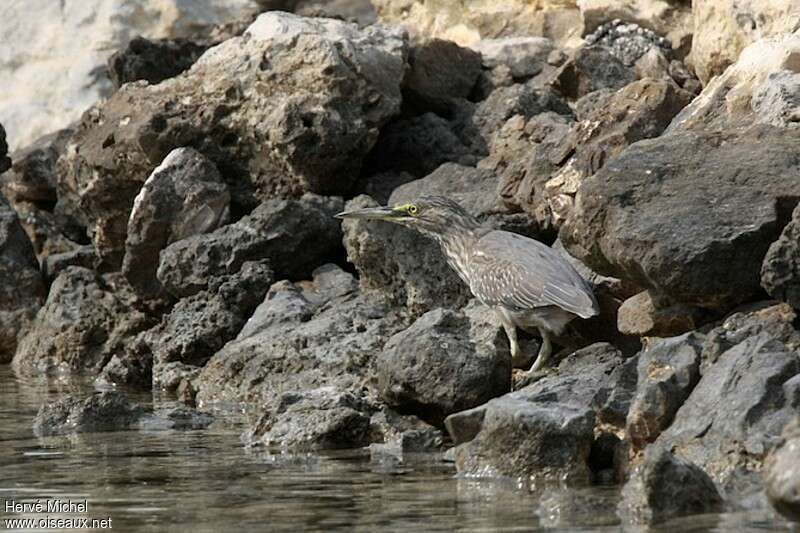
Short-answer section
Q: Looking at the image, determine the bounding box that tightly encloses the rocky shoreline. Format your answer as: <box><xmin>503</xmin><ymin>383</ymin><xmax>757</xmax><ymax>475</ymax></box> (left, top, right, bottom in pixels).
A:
<box><xmin>2</xmin><ymin>0</ymin><xmax>800</xmax><ymax>527</ymax></box>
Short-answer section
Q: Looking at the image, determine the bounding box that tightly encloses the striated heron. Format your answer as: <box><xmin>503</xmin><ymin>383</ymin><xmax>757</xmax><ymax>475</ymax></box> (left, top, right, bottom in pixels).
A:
<box><xmin>336</xmin><ymin>196</ymin><xmax>599</xmax><ymax>373</ymax></box>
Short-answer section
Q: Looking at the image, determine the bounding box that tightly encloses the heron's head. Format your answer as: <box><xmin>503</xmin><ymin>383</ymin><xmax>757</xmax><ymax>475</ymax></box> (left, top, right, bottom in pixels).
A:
<box><xmin>335</xmin><ymin>195</ymin><xmax>479</xmax><ymax>237</ymax></box>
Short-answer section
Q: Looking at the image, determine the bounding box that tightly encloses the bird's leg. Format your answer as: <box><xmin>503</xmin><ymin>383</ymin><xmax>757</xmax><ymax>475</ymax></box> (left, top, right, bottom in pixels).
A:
<box><xmin>502</xmin><ymin>321</ymin><xmax>523</xmax><ymax>367</ymax></box>
<box><xmin>527</xmin><ymin>330</ymin><xmax>552</xmax><ymax>374</ymax></box>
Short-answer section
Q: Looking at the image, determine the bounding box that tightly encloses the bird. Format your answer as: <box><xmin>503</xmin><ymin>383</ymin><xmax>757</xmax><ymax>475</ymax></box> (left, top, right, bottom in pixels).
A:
<box><xmin>336</xmin><ymin>196</ymin><xmax>600</xmax><ymax>374</ymax></box>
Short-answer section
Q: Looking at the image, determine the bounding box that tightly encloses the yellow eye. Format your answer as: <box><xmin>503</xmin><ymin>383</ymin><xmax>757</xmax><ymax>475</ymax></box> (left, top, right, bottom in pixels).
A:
<box><xmin>408</xmin><ymin>204</ymin><xmax>418</xmax><ymax>215</ymax></box>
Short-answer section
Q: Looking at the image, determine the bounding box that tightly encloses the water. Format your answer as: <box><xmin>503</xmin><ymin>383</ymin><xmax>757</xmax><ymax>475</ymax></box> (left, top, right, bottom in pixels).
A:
<box><xmin>0</xmin><ymin>367</ymin><xmax>793</xmax><ymax>532</ymax></box>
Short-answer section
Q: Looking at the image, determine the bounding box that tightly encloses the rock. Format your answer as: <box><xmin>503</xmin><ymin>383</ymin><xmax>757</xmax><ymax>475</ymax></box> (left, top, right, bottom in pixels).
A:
<box><xmin>752</xmin><ymin>71</ymin><xmax>800</xmax><ymax>128</ymax></box>
<box><xmin>0</xmin><ymin>193</ymin><xmax>45</xmax><ymax>363</ymax></box>
<box><xmin>108</xmin><ymin>36</ymin><xmax>207</xmax><ymax>88</ymax></box>
<box><xmin>141</xmin><ymin>406</ymin><xmax>214</xmax><ymax>431</ymax></box>
<box><xmin>353</xmin><ymin>170</ymin><xmax>417</xmax><ymax>205</ymax></box>
<box><xmin>58</xmin><ymin>12</ymin><xmax>407</xmax><ymax>267</ymax></box>
<box><xmin>471</xmin><ymin>37</ymin><xmax>555</xmax><ymax>79</ymax></box>
<box><xmin>625</xmin><ymin>333</ymin><xmax>702</xmax><ymax>449</ymax></box>
<box><xmin>654</xmin><ymin>304</ymin><xmax>800</xmax><ymax>499</ymax></box>
<box><xmin>246</xmin><ymin>388</ymin><xmax>372</xmax><ymax>450</ymax></box>
<box><xmin>689</xmin><ymin>0</ymin><xmax>800</xmax><ymax>84</ymax></box>
<box><xmin>1</xmin><ymin>128</ymin><xmax>72</xmax><ymax>205</ymax></box>
<box><xmin>671</xmin><ymin>32</ymin><xmax>800</xmax><ymax>132</ymax></box>
<box><xmin>584</xmin><ymin>19</ymin><xmax>673</xmax><ymax>66</ymax></box>
<box><xmin>122</xmin><ymin>147</ymin><xmax>230</xmax><ymax>298</ymax></box>
<box><xmin>579</xmin><ymin>2</ymin><xmax>692</xmax><ymax>55</ymax></box>
<box><xmin>550</xmin><ymin>45</ymin><xmax>636</xmax><ymax>100</ymax></box>
<box><xmin>33</xmin><ymin>391</ymin><xmax>146</xmax><ymax>437</ymax></box>
<box><xmin>13</xmin><ymin>268</ymin><xmax>152</xmax><ymax>374</ymax></box>
<box><xmin>618</xmin><ymin>446</ymin><xmax>723</xmax><ymax>524</ymax></box>
<box><xmin>376</xmin><ymin>304</ymin><xmax>511</xmax><ymax>424</ymax></box>
<box><xmin>157</xmin><ymin>193</ymin><xmax>341</xmax><ymax>298</ymax></box>
<box><xmin>42</xmin><ymin>245</ymin><xmax>97</xmax><ymax>283</ymax></box>
<box><xmin>762</xmin><ymin>202</ymin><xmax>800</xmax><ymax>310</ymax></box>
<box><xmin>149</xmin><ymin>261</ymin><xmax>273</xmax><ymax>386</ymax></box>
<box><xmin>403</xmin><ymin>39</ymin><xmax>482</xmax><ymax>113</ymax></box>
<box><xmin>537</xmin><ymin>488</ymin><xmax>621</xmax><ymax>528</ymax></box>
<box><xmin>294</xmin><ymin>0</ymin><xmax>377</xmax><ymax>25</ymax></box>
<box><xmin>617</xmin><ymin>291</ymin><xmax>707</xmax><ymax>337</ymax></box>
<box><xmin>634</xmin><ymin>47</ymin><xmax>672</xmax><ymax>80</ymax></box>
<box><xmin>96</xmin><ymin>331</ymin><xmax>153</xmax><ymax>389</ymax></box>
<box><xmin>765</xmin><ymin>419</ymin><xmax>800</xmax><ymax>522</ymax></box>
<box><xmin>445</xmin><ymin>343</ymin><xmax>634</xmax><ymax>483</ymax></box>
<box><xmin>0</xmin><ymin>0</ymin><xmax>264</xmax><ymax>151</ymax></box>
<box><xmin>561</xmin><ymin>124</ymin><xmax>800</xmax><ymax>310</ymax></box>
<box><xmin>194</xmin><ymin>273</ymin><xmax>410</xmax><ymax>409</ymax></box>
<box><xmin>0</xmin><ymin>124</ymin><xmax>10</xmax><ymax>173</ymax></box>
<box><xmin>369</xmin><ymin>409</ymin><xmax>444</xmax><ymax>452</ymax></box>
<box><xmin>372</xmin><ymin>0</ymin><xmax>583</xmax><ymax>48</ymax></box>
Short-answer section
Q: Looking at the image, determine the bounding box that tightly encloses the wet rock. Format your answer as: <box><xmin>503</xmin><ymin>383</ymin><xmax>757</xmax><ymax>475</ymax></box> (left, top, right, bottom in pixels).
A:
<box><xmin>654</xmin><ymin>304</ymin><xmax>800</xmax><ymax>499</ymax></box>
<box><xmin>762</xmin><ymin>202</ymin><xmax>800</xmax><ymax>310</ymax></box>
<box><xmin>33</xmin><ymin>391</ymin><xmax>146</xmax><ymax>437</ymax></box>
<box><xmin>403</xmin><ymin>39</ymin><xmax>482</xmax><ymax>113</ymax></box>
<box><xmin>376</xmin><ymin>304</ymin><xmax>511</xmax><ymax>425</ymax></box>
<box><xmin>142</xmin><ymin>406</ymin><xmax>214</xmax><ymax>431</ymax></box>
<box><xmin>550</xmin><ymin>45</ymin><xmax>636</xmax><ymax>100</ymax></box>
<box><xmin>195</xmin><ymin>272</ymin><xmax>410</xmax><ymax>409</ymax></box>
<box><xmin>246</xmin><ymin>388</ymin><xmax>372</xmax><ymax>450</ymax></box>
<box><xmin>370</xmin><ymin>409</ymin><xmax>444</xmax><ymax>452</ymax></box>
<box><xmin>689</xmin><ymin>0</ymin><xmax>800</xmax><ymax>84</ymax></box>
<box><xmin>561</xmin><ymin>124</ymin><xmax>800</xmax><ymax>310</ymax></box>
<box><xmin>108</xmin><ymin>36</ymin><xmax>207</xmax><ymax>88</ymax></box>
<box><xmin>625</xmin><ymin>333</ymin><xmax>702</xmax><ymax>449</ymax></box>
<box><xmin>58</xmin><ymin>12</ymin><xmax>407</xmax><ymax>267</ymax></box>
<box><xmin>618</xmin><ymin>291</ymin><xmax>706</xmax><ymax>337</ymax></box>
<box><xmin>618</xmin><ymin>446</ymin><xmax>723</xmax><ymax>524</ymax></box>
<box><xmin>471</xmin><ymin>37</ymin><xmax>555</xmax><ymax>79</ymax></box>
<box><xmin>764</xmin><ymin>419</ymin><xmax>800</xmax><ymax>522</ymax></box>
<box><xmin>157</xmin><ymin>193</ymin><xmax>341</xmax><ymax>298</ymax></box>
<box><xmin>122</xmin><ymin>147</ymin><xmax>230</xmax><ymax>298</ymax></box>
<box><xmin>372</xmin><ymin>0</ymin><xmax>582</xmax><ymax>48</ymax></box>
<box><xmin>752</xmin><ymin>71</ymin><xmax>800</xmax><ymax>128</ymax></box>
<box><xmin>149</xmin><ymin>261</ymin><xmax>273</xmax><ymax>387</ymax></box>
<box><xmin>0</xmin><ymin>193</ymin><xmax>45</xmax><ymax>363</ymax></box>
<box><xmin>14</xmin><ymin>268</ymin><xmax>152</xmax><ymax>374</ymax></box>
<box><xmin>584</xmin><ymin>19</ymin><xmax>672</xmax><ymax>66</ymax></box>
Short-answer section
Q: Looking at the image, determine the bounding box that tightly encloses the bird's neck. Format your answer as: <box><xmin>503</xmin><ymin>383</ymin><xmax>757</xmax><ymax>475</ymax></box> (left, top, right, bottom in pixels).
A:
<box><xmin>435</xmin><ymin>227</ymin><xmax>481</xmax><ymax>286</ymax></box>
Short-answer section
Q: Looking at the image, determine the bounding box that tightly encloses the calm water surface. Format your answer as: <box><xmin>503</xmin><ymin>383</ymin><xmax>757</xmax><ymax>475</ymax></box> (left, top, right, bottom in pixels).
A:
<box><xmin>0</xmin><ymin>367</ymin><xmax>793</xmax><ymax>532</ymax></box>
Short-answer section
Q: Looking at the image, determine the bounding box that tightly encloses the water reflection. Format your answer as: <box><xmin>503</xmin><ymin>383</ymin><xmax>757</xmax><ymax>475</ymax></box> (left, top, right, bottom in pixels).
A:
<box><xmin>0</xmin><ymin>367</ymin><xmax>793</xmax><ymax>532</ymax></box>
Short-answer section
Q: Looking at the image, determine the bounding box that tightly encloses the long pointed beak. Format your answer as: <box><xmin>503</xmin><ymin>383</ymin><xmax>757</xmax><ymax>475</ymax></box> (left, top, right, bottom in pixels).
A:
<box><xmin>334</xmin><ymin>206</ymin><xmax>402</xmax><ymax>221</ymax></box>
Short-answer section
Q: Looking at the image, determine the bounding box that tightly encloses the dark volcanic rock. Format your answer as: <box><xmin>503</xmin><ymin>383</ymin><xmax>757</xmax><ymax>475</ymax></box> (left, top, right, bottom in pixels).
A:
<box><xmin>58</xmin><ymin>12</ymin><xmax>407</xmax><ymax>267</ymax></box>
<box><xmin>550</xmin><ymin>45</ymin><xmax>636</xmax><ymax>100</ymax></box>
<box><xmin>376</xmin><ymin>303</ymin><xmax>511</xmax><ymax>424</ymax></box>
<box><xmin>762</xmin><ymin>202</ymin><xmax>800</xmax><ymax>311</ymax></box>
<box><xmin>654</xmin><ymin>304</ymin><xmax>800</xmax><ymax>499</ymax></box>
<box><xmin>617</xmin><ymin>446</ymin><xmax>723</xmax><ymax>524</ymax></box>
<box><xmin>0</xmin><ymin>193</ymin><xmax>45</xmax><ymax>363</ymax></box>
<box><xmin>33</xmin><ymin>391</ymin><xmax>146</xmax><ymax>437</ymax></box>
<box><xmin>561</xmin><ymin>125</ymin><xmax>800</xmax><ymax>310</ymax></box>
<box><xmin>625</xmin><ymin>333</ymin><xmax>702</xmax><ymax>449</ymax></box>
<box><xmin>157</xmin><ymin>193</ymin><xmax>341</xmax><ymax>298</ymax></box>
<box><xmin>765</xmin><ymin>419</ymin><xmax>800</xmax><ymax>522</ymax></box>
<box><xmin>122</xmin><ymin>147</ymin><xmax>230</xmax><ymax>298</ymax></box>
<box><xmin>13</xmin><ymin>268</ymin><xmax>152</xmax><ymax>374</ymax></box>
<box><xmin>403</xmin><ymin>39</ymin><xmax>482</xmax><ymax>113</ymax></box>
<box><xmin>0</xmin><ymin>124</ymin><xmax>10</xmax><ymax>174</ymax></box>
<box><xmin>108</xmin><ymin>36</ymin><xmax>207</xmax><ymax>88</ymax></box>
<box><xmin>42</xmin><ymin>245</ymin><xmax>96</xmax><ymax>283</ymax></box>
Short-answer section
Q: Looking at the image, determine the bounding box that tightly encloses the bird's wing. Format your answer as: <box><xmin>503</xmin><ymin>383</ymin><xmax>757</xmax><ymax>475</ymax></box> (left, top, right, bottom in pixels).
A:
<box><xmin>469</xmin><ymin>230</ymin><xmax>599</xmax><ymax>318</ymax></box>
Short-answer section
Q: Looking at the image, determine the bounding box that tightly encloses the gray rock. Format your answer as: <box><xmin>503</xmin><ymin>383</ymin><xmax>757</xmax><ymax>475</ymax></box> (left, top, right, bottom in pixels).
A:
<box><xmin>752</xmin><ymin>71</ymin><xmax>800</xmax><ymax>128</ymax></box>
<box><xmin>561</xmin><ymin>125</ymin><xmax>800</xmax><ymax>310</ymax></box>
<box><xmin>157</xmin><ymin>193</ymin><xmax>341</xmax><ymax>298</ymax></box>
<box><xmin>762</xmin><ymin>202</ymin><xmax>800</xmax><ymax>310</ymax></box>
<box><xmin>584</xmin><ymin>20</ymin><xmax>671</xmax><ymax>67</ymax></box>
<box><xmin>108</xmin><ymin>36</ymin><xmax>207</xmax><ymax>88</ymax></box>
<box><xmin>550</xmin><ymin>45</ymin><xmax>636</xmax><ymax>100</ymax></box>
<box><xmin>617</xmin><ymin>291</ymin><xmax>707</xmax><ymax>337</ymax></box>
<box><xmin>0</xmin><ymin>123</ymin><xmax>10</xmax><ymax>173</ymax></box>
<box><xmin>626</xmin><ymin>333</ymin><xmax>702</xmax><ymax>449</ymax></box>
<box><xmin>618</xmin><ymin>446</ymin><xmax>723</xmax><ymax>524</ymax></box>
<box><xmin>58</xmin><ymin>12</ymin><xmax>407</xmax><ymax>267</ymax></box>
<box><xmin>403</xmin><ymin>39</ymin><xmax>482</xmax><ymax>113</ymax></box>
<box><xmin>537</xmin><ymin>488</ymin><xmax>620</xmax><ymax>528</ymax></box>
<box><xmin>141</xmin><ymin>406</ymin><xmax>214</xmax><ymax>431</ymax></box>
<box><xmin>1</xmin><ymin>128</ymin><xmax>72</xmax><ymax>205</ymax></box>
<box><xmin>369</xmin><ymin>409</ymin><xmax>444</xmax><ymax>452</ymax></box>
<box><xmin>123</xmin><ymin>147</ymin><xmax>230</xmax><ymax>298</ymax></box>
<box><xmin>33</xmin><ymin>391</ymin><xmax>146</xmax><ymax>437</ymax></box>
<box><xmin>764</xmin><ymin>419</ymin><xmax>800</xmax><ymax>522</ymax></box>
<box><xmin>376</xmin><ymin>304</ymin><xmax>511</xmax><ymax>424</ymax></box>
<box><xmin>0</xmin><ymin>193</ymin><xmax>45</xmax><ymax>363</ymax></box>
<box><xmin>472</xmin><ymin>37</ymin><xmax>555</xmax><ymax>79</ymax></box>
<box><xmin>246</xmin><ymin>387</ymin><xmax>372</xmax><ymax>450</ymax></box>
<box><xmin>42</xmin><ymin>245</ymin><xmax>96</xmax><ymax>283</ymax></box>
<box><xmin>96</xmin><ymin>331</ymin><xmax>152</xmax><ymax>389</ymax></box>
<box><xmin>13</xmin><ymin>268</ymin><xmax>152</xmax><ymax>374</ymax></box>
<box><xmin>654</xmin><ymin>304</ymin><xmax>800</xmax><ymax>499</ymax></box>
